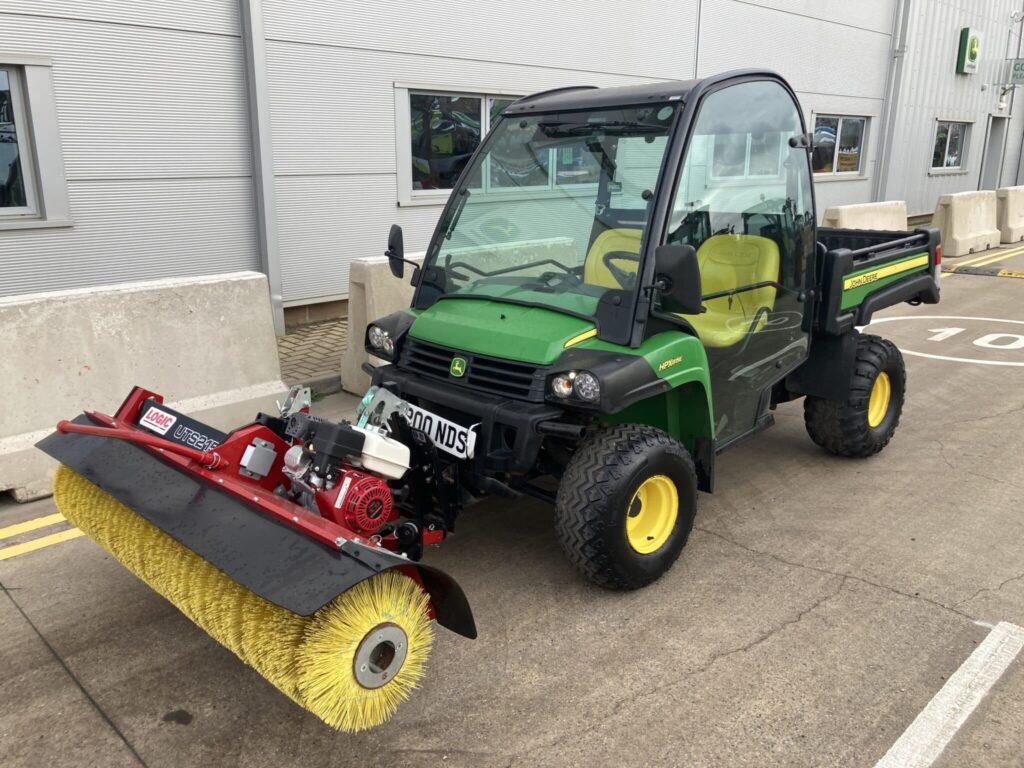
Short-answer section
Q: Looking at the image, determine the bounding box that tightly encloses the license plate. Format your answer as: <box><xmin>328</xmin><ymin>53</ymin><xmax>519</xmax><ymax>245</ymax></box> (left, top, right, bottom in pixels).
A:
<box><xmin>403</xmin><ymin>403</ymin><xmax>477</xmax><ymax>460</ymax></box>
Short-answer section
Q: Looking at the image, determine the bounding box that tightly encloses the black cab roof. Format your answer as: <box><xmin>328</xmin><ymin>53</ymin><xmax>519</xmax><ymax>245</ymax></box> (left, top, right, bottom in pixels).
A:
<box><xmin>503</xmin><ymin>70</ymin><xmax>785</xmax><ymax>116</ymax></box>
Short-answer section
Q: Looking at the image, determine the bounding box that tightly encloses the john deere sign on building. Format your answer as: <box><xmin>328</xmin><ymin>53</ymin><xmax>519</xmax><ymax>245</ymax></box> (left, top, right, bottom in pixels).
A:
<box><xmin>1010</xmin><ymin>58</ymin><xmax>1024</xmax><ymax>85</ymax></box>
<box><xmin>957</xmin><ymin>27</ymin><xmax>980</xmax><ymax>74</ymax></box>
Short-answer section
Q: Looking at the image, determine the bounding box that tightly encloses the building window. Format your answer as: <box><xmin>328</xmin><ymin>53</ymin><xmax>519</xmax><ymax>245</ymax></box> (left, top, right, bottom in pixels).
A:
<box><xmin>812</xmin><ymin>115</ymin><xmax>867</xmax><ymax>174</ymax></box>
<box><xmin>395</xmin><ymin>84</ymin><xmax>614</xmax><ymax>204</ymax></box>
<box><xmin>932</xmin><ymin>121</ymin><xmax>969</xmax><ymax>170</ymax></box>
<box><xmin>0</xmin><ymin>67</ymin><xmax>36</xmax><ymax>215</ymax></box>
<box><xmin>406</xmin><ymin>90</ymin><xmax>518</xmax><ymax>196</ymax></box>
<box><xmin>484</xmin><ymin>118</ymin><xmax>603</xmax><ymax>192</ymax></box>
<box><xmin>0</xmin><ymin>55</ymin><xmax>71</xmax><ymax>230</ymax></box>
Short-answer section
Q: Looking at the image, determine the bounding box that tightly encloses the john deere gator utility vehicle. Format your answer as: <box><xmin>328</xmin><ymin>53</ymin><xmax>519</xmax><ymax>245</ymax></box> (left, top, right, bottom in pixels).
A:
<box><xmin>39</xmin><ymin>70</ymin><xmax>940</xmax><ymax>731</ymax></box>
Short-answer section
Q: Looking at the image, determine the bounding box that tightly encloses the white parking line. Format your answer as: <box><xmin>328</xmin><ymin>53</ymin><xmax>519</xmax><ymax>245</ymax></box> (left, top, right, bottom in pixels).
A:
<box><xmin>875</xmin><ymin>621</ymin><xmax>1024</xmax><ymax>768</ymax></box>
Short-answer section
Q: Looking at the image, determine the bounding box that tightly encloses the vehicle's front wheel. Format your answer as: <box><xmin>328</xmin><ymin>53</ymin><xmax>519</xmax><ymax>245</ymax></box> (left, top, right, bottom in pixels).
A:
<box><xmin>804</xmin><ymin>333</ymin><xmax>906</xmax><ymax>457</ymax></box>
<box><xmin>554</xmin><ymin>424</ymin><xmax>697</xmax><ymax>590</ymax></box>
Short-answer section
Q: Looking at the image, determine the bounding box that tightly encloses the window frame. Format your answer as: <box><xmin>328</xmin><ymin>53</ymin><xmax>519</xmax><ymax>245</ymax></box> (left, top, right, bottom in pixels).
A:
<box><xmin>394</xmin><ymin>82</ymin><xmax>524</xmax><ymax>207</ymax></box>
<box><xmin>0</xmin><ymin>65</ymin><xmax>40</xmax><ymax>217</ymax></box>
<box><xmin>811</xmin><ymin>113</ymin><xmax>868</xmax><ymax>177</ymax></box>
<box><xmin>930</xmin><ymin>119</ymin><xmax>972</xmax><ymax>173</ymax></box>
<box><xmin>0</xmin><ymin>53</ymin><xmax>71</xmax><ymax>230</ymax></box>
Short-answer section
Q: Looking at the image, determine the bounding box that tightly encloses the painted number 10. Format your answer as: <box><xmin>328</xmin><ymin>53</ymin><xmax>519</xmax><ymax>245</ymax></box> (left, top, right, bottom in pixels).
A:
<box><xmin>927</xmin><ymin>328</ymin><xmax>1024</xmax><ymax>349</ymax></box>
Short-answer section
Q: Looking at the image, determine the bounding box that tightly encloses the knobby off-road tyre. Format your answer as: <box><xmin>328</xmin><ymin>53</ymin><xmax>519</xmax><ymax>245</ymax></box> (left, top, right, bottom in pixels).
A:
<box><xmin>554</xmin><ymin>424</ymin><xmax>697</xmax><ymax>590</ymax></box>
<box><xmin>804</xmin><ymin>334</ymin><xmax>906</xmax><ymax>458</ymax></box>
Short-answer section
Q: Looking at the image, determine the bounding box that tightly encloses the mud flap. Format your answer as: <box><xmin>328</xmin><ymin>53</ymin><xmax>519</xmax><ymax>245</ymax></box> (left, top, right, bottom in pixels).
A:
<box><xmin>36</xmin><ymin>417</ymin><xmax>476</xmax><ymax>639</ymax></box>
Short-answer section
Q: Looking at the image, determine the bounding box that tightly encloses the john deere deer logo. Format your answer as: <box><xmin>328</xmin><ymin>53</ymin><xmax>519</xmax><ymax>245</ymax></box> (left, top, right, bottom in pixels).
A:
<box><xmin>450</xmin><ymin>356</ymin><xmax>467</xmax><ymax>377</ymax></box>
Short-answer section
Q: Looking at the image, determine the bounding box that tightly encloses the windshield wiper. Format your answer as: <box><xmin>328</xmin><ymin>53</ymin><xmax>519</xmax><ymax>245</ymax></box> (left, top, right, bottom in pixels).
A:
<box><xmin>443</xmin><ymin>258</ymin><xmax>577</xmax><ymax>280</ymax></box>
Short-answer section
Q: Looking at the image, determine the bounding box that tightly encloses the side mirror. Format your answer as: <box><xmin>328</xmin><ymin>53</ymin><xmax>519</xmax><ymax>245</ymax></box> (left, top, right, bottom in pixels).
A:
<box><xmin>386</xmin><ymin>224</ymin><xmax>405</xmax><ymax>278</ymax></box>
<box><xmin>653</xmin><ymin>244</ymin><xmax>703</xmax><ymax>315</ymax></box>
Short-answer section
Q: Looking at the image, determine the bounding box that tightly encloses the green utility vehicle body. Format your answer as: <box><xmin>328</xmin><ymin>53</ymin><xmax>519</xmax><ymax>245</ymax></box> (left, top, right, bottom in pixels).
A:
<box><xmin>362</xmin><ymin>69</ymin><xmax>938</xmax><ymax>581</ymax></box>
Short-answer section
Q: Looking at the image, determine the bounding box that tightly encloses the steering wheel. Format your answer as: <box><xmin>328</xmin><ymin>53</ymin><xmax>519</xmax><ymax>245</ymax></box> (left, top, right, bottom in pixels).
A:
<box><xmin>602</xmin><ymin>251</ymin><xmax>640</xmax><ymax>289</ymax></box>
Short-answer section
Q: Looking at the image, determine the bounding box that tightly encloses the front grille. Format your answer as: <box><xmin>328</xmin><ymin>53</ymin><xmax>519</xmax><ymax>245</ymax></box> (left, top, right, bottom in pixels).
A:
<box><xmin>400</xmin><ymin>338</ymin><xmax>548</xmax><ymax>402</ymax></box>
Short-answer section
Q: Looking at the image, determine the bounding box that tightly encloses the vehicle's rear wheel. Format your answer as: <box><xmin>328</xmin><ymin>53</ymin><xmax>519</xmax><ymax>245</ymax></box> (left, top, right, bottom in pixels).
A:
<box><xmin>804</xmin><ymin>333</ymin><xmax>906</xmax><ymax>457</ymax></box>
<box><xmin>554</xmin><ymin>424</ymin><xmax>697</xmax><ymax>590</ymax></box>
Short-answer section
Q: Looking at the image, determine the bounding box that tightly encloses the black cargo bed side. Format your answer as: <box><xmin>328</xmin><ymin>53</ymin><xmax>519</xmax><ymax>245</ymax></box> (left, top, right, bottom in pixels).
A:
<box><xmin>814</xmin><ymin>226</ymin><xmax>940</xmax><ymax>335</ymax></box>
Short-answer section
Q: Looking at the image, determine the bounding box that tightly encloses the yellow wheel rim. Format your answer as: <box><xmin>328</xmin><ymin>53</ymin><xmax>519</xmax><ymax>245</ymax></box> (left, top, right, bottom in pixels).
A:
<box><xmin>867</xmin><ymin>371</ymin><xmax>891</xmax><ymax>428</ymax></box>
<box><xmin>626</xmin><ymin>475</ymin><xmax>679</xmax><ymax>554</ymax></box>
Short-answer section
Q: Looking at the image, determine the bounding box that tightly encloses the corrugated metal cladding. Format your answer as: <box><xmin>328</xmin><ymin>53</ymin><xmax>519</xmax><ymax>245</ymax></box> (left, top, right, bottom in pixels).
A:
<box><xmin>883</xmin><ymin>0</ymin><xmax>1024</xmax><ymax>214</ymax></box>
<box><xmin>263</xmin><ymin>0</ymin><xmax>701</xmax><ymax>302</ymax></box>
<box><xmin>265</xmin><ymin>0</ymin><xmax>903</xmax><ymax>302</ymax></box>
<box><xmin>3</xmin><ymin>0</ymin><xmax>1024</xmax><ymax>304</ymax></box>
<box><xmin>0</xmin><ymin>2</ymin><xmax>257</xmax><ymax>296</ymax></box>
<box><xmin>696</xmin><ymin>0</ymin><xmax>898</xmax><ymax>217</ymax></box>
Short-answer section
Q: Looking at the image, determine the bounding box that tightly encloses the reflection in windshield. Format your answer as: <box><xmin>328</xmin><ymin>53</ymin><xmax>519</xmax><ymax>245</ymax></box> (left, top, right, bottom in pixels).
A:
<box><xmin>417</xmin><ymin>103</ymin><xmax>677</xmax><ymax>325</ymax></box>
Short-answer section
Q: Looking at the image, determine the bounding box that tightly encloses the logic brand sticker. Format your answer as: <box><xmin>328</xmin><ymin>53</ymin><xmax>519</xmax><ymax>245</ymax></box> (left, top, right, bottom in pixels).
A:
<box><xmin>140</xmin><ymin>406</ymin><xmax>177</xmax><ymax>434</ymax></box>
<box><xmin>659</xmin><ymin>356</ymin><xmax>683</xmax><ymax>372</ymax></box>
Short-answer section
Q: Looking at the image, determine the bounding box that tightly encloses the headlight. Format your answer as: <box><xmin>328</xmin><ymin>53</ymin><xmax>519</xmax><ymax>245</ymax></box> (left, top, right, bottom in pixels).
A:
<box><xmin>551</xmin><ymin>373</ymin><xmax>574</xmax><ymax>399</ymax></box>
<box><xmin>573</xmin><ymin>371</ymin><xmax>601</xmax><ymax>402</ymax></box>
<box><xmin>367</xmin><ymin>325</ymin><xmax>394</xmax><ymax>356</ymax></box>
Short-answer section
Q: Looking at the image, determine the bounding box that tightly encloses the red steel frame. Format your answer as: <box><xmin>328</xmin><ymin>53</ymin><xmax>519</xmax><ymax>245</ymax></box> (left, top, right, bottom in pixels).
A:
<box><xmin>57</xmin><ymin>387</ymin><xmax>376</xmax><ymax>553</ymax></box>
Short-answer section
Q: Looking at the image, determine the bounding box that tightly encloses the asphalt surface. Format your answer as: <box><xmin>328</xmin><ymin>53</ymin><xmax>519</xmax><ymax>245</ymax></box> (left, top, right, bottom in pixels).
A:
<box><xmin>2</xmin><ymin>258</ymin><xmax>1023</xmax><ymax>767</ymax></box>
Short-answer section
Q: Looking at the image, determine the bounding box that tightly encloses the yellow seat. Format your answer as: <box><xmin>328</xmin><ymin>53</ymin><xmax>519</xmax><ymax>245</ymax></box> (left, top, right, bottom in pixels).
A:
<box><xmin>583</xmin><ymin>228</ymin><xmax>642</xmax><ymax>288</ymax></box>
<box><xmin>685</xmin><ymin>234</ymin><xmax>780</xmax><ymax>348</ymax></box>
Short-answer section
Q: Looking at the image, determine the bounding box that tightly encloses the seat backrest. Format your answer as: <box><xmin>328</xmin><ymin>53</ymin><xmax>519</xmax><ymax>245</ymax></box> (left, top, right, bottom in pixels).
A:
<box><xmin>696</xmin><ymin>234</ymin><xmax>780</xmax><ymax>319</ymax></box>
<box><xmin>583</xmin><ymin>228</ymin><xmax>642</xmax><ymax>288</ymax></box>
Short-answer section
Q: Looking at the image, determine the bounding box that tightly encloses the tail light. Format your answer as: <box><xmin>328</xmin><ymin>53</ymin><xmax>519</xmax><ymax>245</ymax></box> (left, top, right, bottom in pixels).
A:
<box><xmin>934</xmin><ymin>243</ymin><xmax>942</xmax><ymax>265</ymax></box>
<box><xmin>933</xmin><ymin>243</ymin><xmax>942</xmax><ymax>287</ymax></box>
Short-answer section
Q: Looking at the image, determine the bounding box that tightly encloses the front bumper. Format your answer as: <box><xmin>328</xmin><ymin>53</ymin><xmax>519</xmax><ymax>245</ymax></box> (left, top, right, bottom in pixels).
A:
<box><xmin>370</xmin><ymin>363</ymin><xmax>567</xmax><ymax>475</ymax></box>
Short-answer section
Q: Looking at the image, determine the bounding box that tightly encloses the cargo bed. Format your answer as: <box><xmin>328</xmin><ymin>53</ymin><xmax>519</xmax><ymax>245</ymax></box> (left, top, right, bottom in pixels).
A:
<box><xmin>814</xmin><ymin>226</ymin><xmax>941</xmax><ymax>335</ymax></box>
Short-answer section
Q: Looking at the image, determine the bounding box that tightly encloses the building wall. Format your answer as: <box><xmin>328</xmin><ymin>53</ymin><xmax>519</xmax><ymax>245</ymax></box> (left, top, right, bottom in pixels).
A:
<box><xmin>0</xmin><ymin>1</ymin><xmax>257</xmax><ymax>296</ymax></box>
<box><xmin>263</xmin><ymin>0</ymin><xmax>906</xmax><ymax>303</ymax></box>
<box><xmin>695</xmin><ymin>0</ymin><xmax>898</xmax><ymax>218</ymax></box>
<box><xmin>3</xmin><ymin>1</ymin><xmax>1024</xmax><ymax>306</ymax></box>
<box><xmin>882</xmin><ymin>0</ymin><xmax>1024</xmax><ymax>214</ymax></box>
<box><xmin>261</xmin><ymin>0</ymin><xmax>701</xmax><ymax>304</ymax></box>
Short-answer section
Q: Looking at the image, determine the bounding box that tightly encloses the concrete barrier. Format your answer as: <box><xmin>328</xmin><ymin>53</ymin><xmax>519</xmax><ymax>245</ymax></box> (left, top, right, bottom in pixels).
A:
<box><xmin>996</xmin><ymin>186</ymin><xmax>1024</xmax><ymax>243</ymax></box>
<box><xmin>340</xmin><ymin>254</ymin><xmax>423</xmax><ymax>395</ymax></box>
<box><xmin>821</xmin><ymin>201</ymin><xmax>908</xmax><ymax>231</ymax></box>
<box><xmin>932</xmin><ymin>191</ymin><xmax>1000</xmax><ymax>257</ymax></box>
<box><xmin>1</xmin><ymin>272</ymin><xmax>288</xmax><ymax>501</ymax></box>
<box><xmin>340</xmin><ymin>238</ymin><xmax>580</xmax><ymax>395</ymax></box>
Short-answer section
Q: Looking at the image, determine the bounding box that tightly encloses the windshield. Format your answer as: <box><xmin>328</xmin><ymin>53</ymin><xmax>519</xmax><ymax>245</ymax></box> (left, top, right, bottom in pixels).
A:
<box><xmin>414</xmin><ymin>103</ymin><xmax>678</xmax><ymax>326</ymax></box>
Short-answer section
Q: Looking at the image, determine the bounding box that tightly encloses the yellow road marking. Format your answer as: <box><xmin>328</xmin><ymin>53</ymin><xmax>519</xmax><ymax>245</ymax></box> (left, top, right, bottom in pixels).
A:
<box><xmin>844</xmin><ymin>255</ymin><xmax>930</xmax><ymax>291</ymax></box>
<box><xmin>0</xmin><ymin>512</ymin><xmax>66</xmax><ymax>541</ymax></box>
<box><xmin>564</xmin><ymin>328</ymin><xmax>598</xmax><ymax>348</ymax></box>
<box><xmin>944</xmin><ymin>245</ymin><xmax>1024</xmax><ymax>277</ymax></box>
<box><xmin>958</xmin><ymin>249</ymin><xmax>1018</xmax><ymax>266</ymax></box>
<box><xmin>0</xmin><ymin>528</ymin><xmax>84</xmax><ymax>561</ymax></box>
<box><xmin>968</xmin><ymin>247</ymin><xmax>1024</xmax><ymax>267</ymax></box>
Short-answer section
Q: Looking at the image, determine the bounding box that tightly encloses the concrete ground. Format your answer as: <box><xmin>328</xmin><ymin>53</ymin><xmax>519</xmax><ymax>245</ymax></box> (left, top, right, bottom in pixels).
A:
<box><xmin>2</xmin><ymin>263</ymin><xmax>1024</xmax><ymax>767</ymax></box>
